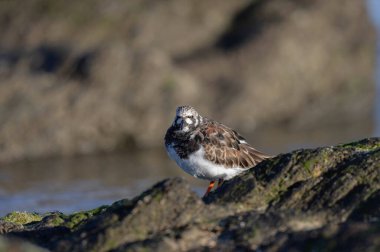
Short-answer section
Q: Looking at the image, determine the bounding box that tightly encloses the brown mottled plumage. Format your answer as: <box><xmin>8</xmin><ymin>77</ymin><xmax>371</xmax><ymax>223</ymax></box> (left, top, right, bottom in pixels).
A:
<box><xmin>198</xmin><ymin>121</ymin><xmax>269</xmax><ymax>169</ymax></box>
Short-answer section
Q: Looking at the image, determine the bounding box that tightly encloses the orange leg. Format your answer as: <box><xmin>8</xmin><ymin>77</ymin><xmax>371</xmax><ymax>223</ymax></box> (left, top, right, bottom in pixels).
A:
<box><xmin>217</xmin><ymin>179</ymin><xmax>224</xmax><ymax>188</ymax></box>
<box><xmin>203</xmin><ymin>181</ymin><xmax>215</xmax><ymax>197</ymax></box>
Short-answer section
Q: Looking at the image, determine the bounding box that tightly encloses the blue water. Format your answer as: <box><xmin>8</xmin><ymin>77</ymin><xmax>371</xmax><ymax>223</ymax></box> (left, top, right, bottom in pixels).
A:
<box><xmin>0</xmin><ymin>151</ymin><xmax>205</xmax><ymax>216</ymax></box>
<box><xmin>367</xmin><ymin>0</ymin><xmax>380</xmax><ymax>135</ymax></box>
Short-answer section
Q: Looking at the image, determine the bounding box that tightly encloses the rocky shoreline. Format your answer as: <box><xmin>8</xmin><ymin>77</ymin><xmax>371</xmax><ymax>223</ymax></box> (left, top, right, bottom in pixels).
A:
<box><xmin>1</xmin><ymin>138</ymin><xmax>380</xmax><ymax>251</ymax></box>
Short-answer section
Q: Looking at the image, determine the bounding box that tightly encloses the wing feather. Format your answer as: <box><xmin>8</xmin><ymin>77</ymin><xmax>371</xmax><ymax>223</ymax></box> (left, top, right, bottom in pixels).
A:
<box><xmin>199</xmin><ymin>120</ymin><xmax>270</xmax><ymax>169</ymax></box>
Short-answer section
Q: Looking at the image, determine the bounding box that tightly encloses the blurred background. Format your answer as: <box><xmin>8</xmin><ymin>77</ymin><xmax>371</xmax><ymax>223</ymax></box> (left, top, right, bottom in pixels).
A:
<box><xmin>0</xmin><ymin>0</ymin><xmax>377</xmax><ymax>215</ymax></box>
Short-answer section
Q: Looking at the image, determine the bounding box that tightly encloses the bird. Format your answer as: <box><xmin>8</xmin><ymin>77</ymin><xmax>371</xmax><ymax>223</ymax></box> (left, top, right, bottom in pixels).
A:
<box><xmin>164</xmin><ymin>105</ymin><xmax>270</xmax><ymax>197</ymax></box>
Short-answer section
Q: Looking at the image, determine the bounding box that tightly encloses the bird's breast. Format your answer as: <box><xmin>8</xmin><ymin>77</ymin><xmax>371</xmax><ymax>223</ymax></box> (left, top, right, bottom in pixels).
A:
<box><xmin>166</xmin><ymin>144</ymin><xmax>245</xmax><ymax>180</ymax></box>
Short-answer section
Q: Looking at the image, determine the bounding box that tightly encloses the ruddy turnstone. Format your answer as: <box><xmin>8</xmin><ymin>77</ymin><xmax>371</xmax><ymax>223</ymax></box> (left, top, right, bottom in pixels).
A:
<box><xmin>164</xmin><ymin>105</ymin><xmax>270</xmax><ymax>197</ymax></box>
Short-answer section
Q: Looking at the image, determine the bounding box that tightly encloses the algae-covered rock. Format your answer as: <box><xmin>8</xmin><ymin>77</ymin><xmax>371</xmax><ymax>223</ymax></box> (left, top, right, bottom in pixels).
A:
<box><xmin>0</xmin><ymin>220</ymin><xmax>23</xmax><ymax>234</ymax></box>
<box><xmin>1</xmin><ymin>212</ymin><xmax>42</xmax><ymax>225</ymax></box>
<box><xmin>206</xmin><ymin>138</ymin><xmax>380</xmax><ymax>215</ymax></box>
<box><xmin>1</xmin><ymin>138</ymin><xmax>380</xmax><ymax>251</ymax></box>
<box><xmin>54</xmin><ymin>178</ymin><xmax>204</xmax><ymax>251</ymax></box>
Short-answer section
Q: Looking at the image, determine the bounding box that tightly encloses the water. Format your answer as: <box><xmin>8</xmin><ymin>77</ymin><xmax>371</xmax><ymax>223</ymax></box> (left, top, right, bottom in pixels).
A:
<box><xmin>0</xmin><ymin>121</ymin><xmax>372</xmax><ymax>216</ymax></box>
<box><xmin>367</xmin><ymin>0</ymin><xmax>380</xmax><ymax>136</ymax></box>
<box><xmin>0</xmin><ymin>150</ymin><xmax>205</xmax><ymax>215</ymax></box>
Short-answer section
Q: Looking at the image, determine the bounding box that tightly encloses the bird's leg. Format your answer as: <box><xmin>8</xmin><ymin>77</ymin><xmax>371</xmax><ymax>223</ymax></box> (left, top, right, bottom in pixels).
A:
<box><xmin>203</xmin><ymin>181</ymin><xmax>215</xmax><ymax>197</ymax></box>
<box><xmin>217</xmin><ymin>179</ymin><xmax>224</xmax><ymax>188</ymax></box>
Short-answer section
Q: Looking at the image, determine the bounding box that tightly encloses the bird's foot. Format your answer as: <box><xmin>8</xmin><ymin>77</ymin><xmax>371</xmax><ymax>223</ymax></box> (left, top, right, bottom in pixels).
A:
<box><xmin>203</xmin><ymin>181</ymin><xmax>215</xmax><ymax>197</ymax></box>
<box><xmin>217</xmin><ymin>179</ymin><xmax>224</xmax><ymax>188</ymax></box>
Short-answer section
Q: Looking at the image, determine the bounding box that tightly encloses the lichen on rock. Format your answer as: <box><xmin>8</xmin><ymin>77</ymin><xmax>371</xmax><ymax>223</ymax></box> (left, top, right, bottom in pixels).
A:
<box><xmin>1</xmin><ymin>138</ymin><xmax>379</xmax><ymax>251</ymax></box>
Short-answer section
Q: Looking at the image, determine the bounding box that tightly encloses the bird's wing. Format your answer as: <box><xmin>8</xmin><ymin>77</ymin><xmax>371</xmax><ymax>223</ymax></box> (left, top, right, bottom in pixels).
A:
<box><xmin>197</xmin><ymin>121</ymin><xmax>270</xmax><ymax>169</ymax></box>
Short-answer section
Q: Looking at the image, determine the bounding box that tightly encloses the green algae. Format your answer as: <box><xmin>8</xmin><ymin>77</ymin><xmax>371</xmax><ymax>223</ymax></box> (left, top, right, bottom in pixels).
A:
<box><xmin>303</xmin><ymin>158</ymin><xmax>315</xmax><ymax>175</ymax></box>
<box><xmin>1</xmin><ymin>205</ymin><xmax>108</xmax><ymax>230</ymax></box>
<box><xmin>48</xmin><ymin>213</ymin><xmax>66</xmax><ymax>226</ymax></box>
<box><xmin>62</xmin><ymin>205</ymin><xmax>108</xmax><ymax>229</ymax></box>
<box><xmin>1</xmin><ymin>211</ymin><xmax>42</xmax><ymax>225</ymax></box>
<box><xmin>340</xmin><ymin>138</ymin><xmax>380</xmax><ymax>152</ymax></box>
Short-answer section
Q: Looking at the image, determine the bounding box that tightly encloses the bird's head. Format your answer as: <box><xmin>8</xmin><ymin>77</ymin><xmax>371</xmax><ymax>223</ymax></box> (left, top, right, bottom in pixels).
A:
<box><xmin>172</xmin><ymin>105</ymin><xmax>203</xmax><ymax>132</ymax></box>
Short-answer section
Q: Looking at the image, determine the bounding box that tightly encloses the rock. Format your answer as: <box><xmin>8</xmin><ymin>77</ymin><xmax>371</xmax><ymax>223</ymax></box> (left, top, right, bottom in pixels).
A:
<box><xmin>270</xmin><ymin>222</ymin><xmax>380</xmax><ymax>252</ymax></box>
<box><xmin>205</xmin><ymin>138</ymin><xmax>380</xmax><ymax>215</ymax></box>
<box><xmin>0</xmin><ymin>236</ymin><xmax>48</xmax><ymax>252</ymax></box>
<box><xmin>349</xmin><ymin>189</ymin><xmax>380</xmax><ymax>222</ymax></box>
<box><xmin>1</xmin><ymin>212</ymin><xmax>42</xmax><ymax>225</ymax></box>
<box><xmin>54</xmin><ymin>178</ymin><xmax>204</xmax><ymax>251</ymax></box>
<box><xmin>0</xmin><ymin>0</ymin><xmax>375</xmax><ymax>163</ymax></box>
<box><xmin>0</xmin><ymin>221</ymin><xmax>23</xmax><ymax>234</ymax></box>
<box><xmin>1</xmin><ymin>138</ymin><xmax>380</xmax><ymax>251</ymax></box>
